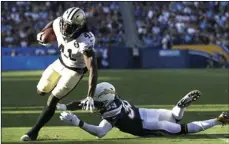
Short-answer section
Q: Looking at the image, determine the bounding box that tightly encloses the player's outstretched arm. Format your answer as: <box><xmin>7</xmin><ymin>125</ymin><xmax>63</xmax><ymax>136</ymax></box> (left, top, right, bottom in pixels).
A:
<box><xmin>83</xmin><ymin>49</ymin><xmax>98</xmax><ymax>98</ymax></box>
<box><xmin>60</xmin><ymin>112</ymin><xmax>112</xmax><ymax>138</ymax></box>
<box><xmin>56</xmin><ymin>101</ymin><xmax>83</xmax><ymax>111</ymax></box>
<box><xmin>82</xmin><ymin>49</ymin><xmax>98</xmax><ymax>111</ymax></box>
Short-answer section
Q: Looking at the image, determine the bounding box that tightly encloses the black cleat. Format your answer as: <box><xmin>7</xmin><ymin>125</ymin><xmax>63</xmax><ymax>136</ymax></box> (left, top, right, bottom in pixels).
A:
<box><xmin>177</xmin><ymin>90</ymin><xmax>201</xmax><ymax>108</ymax></box>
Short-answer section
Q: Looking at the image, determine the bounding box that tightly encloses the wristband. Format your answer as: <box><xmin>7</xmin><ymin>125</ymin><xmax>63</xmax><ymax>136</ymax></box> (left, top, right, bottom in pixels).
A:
<box><xmin>79</xmin><ymin>120</ymin><xmax>84</xmax><ymax>128</ymax></box>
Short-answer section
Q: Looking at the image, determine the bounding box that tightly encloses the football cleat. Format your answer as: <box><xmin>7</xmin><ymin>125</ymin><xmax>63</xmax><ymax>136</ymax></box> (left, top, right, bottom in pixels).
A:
<box><xmin>20</xmin><ymin>133</ymin><xmax>38</xmax><ymax>141</ymax></box>
<box><xmin>20</xmin><ymin>135</ymin><xmax>32</xmax><ymax>141</ymax></box>
<box><xmin>177</xmin><ymin>90</ymin><xmax>201</xmax><ymax>108</ymax></box>
<box><xmin>217</xmin><ymin>112</ymin><xmax>229</xmax><ymax>125</ymax></box>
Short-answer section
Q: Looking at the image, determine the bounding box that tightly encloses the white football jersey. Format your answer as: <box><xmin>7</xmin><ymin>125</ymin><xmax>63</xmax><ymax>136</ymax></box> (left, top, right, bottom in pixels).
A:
<box><xmin>53</xmin><ymin>17</ymin><xmax>95</xmax><ymax>68</ymax></box>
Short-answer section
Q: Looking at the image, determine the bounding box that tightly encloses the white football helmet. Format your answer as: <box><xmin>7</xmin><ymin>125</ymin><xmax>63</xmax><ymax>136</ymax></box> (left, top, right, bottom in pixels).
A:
<box><xmin>60</xmin><ymin>7</ymin><xmax>86</xmax><ymax>37</ymax></box>
<box><xmin>94</xmin><ymin>82</ymin><xmax>116</xmax><ymax>107</ymax></box>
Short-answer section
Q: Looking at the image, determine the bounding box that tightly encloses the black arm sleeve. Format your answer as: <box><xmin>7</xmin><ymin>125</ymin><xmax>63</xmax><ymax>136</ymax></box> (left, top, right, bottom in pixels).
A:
<box><xmin>66</xmin><ymin>101</ymin><xmax>83</xmax><ymax>110</ymax></box>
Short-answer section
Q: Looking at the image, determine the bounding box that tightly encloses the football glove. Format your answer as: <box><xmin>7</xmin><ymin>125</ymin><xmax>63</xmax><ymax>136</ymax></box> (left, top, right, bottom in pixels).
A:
<box><xmin>60</xmin><ymin>111</ymin><xmax>80</xmax><ymax>126</ymax></box>
<box><xmin>56</xmin><ymin>103</ymin><xmax>67</xmax><ymax>111</ymax></box>
<box><xmin>37</xmin><ymin>32</ymin><xmax>51</xmax><ymax>47</ymax></box>
<box><xmin>81</xmin><ymin>96</ymin><xmax>95</xmax><ymax>112</ymax></box>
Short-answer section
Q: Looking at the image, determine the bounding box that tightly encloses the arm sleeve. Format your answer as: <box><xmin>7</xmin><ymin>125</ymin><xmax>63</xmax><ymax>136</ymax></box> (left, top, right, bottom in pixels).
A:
<box><xmin>66</xmin><ymin>101</ymin><xmax>82</xmax><ymax>110</ymax></box>
<box><xmin>78</xmin><ymin>33</ymin><xmax>95</xmax><ymax>54</ymax></box>
<box><xmin>80</xmin><ymin>119</ymin><xmax>113</xmax><ymax>138</ymax></box>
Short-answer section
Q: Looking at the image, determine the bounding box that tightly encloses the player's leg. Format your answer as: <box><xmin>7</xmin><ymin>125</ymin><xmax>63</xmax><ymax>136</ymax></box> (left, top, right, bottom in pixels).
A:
<box><xmin>57</xmin><ymin>100</ymin><xmax>83</xmax><ymax>111</ymax></box>
<box><xmin>52</xmin><ymin>68</ymin><xmax>84</xmax><ymax>100</ymax></box>
<box><xmin>172</xmin><ymin>90</ymin><xmax>201</xmax><ymax>121</ymax></box>
<box><xmin>36</xmin><ymin>60</ymin><xmax>62</xmax><ymax>96</ymax></box>
<box><xmin>139</xmin><ymin>90</ymin><xmax>202</xmax><ymax>125</ymax></box>
<box><xmin>21</xmin><ymin>60</ymin><xmax>62</xmax><ymax>141</ymax></box>
<box><xmin>142</xmin><ymin>112</ymin><xmax>228</xmax><ymax>136</ymax></box>
<box><xmin>21</xmin><ymin>62</ymin><xmax>84</xmax><ymax>141</ymax></box>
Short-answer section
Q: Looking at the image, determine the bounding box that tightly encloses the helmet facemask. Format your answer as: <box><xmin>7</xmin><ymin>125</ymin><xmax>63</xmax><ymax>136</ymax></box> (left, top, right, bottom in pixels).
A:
<box><xmin>60</xmin><ymin>7</ymin><xmax>86</xmax><ymax>38</ymax></box>
<box><xmin>60</xmin><ymin>18</ymin><xmax>83</xmax><ymax>38</ymax></box>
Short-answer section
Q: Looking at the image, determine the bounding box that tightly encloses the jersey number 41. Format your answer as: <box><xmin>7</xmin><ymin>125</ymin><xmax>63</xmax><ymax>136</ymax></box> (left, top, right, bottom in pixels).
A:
<box><xmin>59</xmin><ymin>43</ymin><xmax>79</xmax><ymax>61</ymax></box>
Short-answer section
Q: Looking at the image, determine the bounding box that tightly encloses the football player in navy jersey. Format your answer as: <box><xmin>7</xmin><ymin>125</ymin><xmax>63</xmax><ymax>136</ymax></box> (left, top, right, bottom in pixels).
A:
<box><xmin>59</xmin><ymin>82</ymin><xmax>229</xmax><ymax>138</ymax></box>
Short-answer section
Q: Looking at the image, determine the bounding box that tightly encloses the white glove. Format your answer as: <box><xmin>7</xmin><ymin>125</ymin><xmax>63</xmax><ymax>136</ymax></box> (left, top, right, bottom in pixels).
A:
<box><xmin>81</xmin><ymin>97</ymin><xmax>95</xmax><ymax>112</ymax></box>
<box><xmin>37</xmin><ymin>32</ymin><xmax>51</xmax><ymax>47</ymax></box>
<box><xmin>56</xmin><ymin>103</ymin><xmax>67</xmax><ymax>111</ymax></box>
<box><xmin>59</xmin><ymin>111</ymin><xmax>80</xmax><ymax>126</ymax></box>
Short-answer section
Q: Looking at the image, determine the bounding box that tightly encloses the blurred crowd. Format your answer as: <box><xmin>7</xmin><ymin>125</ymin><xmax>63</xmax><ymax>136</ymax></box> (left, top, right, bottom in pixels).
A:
<box><xmin>2</xmin><ymin>2</ymin><xmax>229</xmax><ymax>49</ymax></box>
<box><xmin>134</xmin><ymin>1</ymin><xmax>229</xmax><ymax>49</ymax></box>
<box><xmin>1</xmin><ymin>1</ymin><xmax>124</xmax><ymax>48</ymax></box>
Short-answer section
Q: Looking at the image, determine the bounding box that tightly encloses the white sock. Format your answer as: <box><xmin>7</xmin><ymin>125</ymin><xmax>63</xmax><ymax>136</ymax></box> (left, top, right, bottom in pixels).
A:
<box><xmin>187</xmin><ymin>118</ymin><xmax>221</xmax><ymax>133</ymax></box>
<box><xmin>172</xmin><ymin>105</ymin><xmax>185</xmax><ymax>120</ymax></box>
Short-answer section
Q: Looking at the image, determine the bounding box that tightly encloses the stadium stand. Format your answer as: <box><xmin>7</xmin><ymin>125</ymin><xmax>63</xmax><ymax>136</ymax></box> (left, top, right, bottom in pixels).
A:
<box><xmin>1</xmin><ymin>1</ymin><xmax>125</xmax><ymax>48</ymax></box>
<box><xmin>2</xmin><ymin>2</ymin><xmax>229</xmax><ymax>52</ymax></box>
<box><xmin>133</xmin><ymin>2</ymin><xmax>229</xmax><ymax>49</ymax></box>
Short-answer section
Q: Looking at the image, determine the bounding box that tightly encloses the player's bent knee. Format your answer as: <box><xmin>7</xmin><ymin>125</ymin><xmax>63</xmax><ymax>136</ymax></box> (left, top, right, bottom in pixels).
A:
<box><xmin>37</xmin><ymin>79</ymin><xmax>55</xmax><ymax>94</ymax></box>
<box><xmin>37</xmin><ymin>89</ymin><xmax>47</xmax><ymax>96</ymax></box>
<box><xmin>97</xmin><ymin>133</ymin><xmax>105</xmax><ymax>138</ymax></box>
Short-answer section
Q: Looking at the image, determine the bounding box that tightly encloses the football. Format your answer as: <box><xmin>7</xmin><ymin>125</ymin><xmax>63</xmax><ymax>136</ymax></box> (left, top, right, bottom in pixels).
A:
<box><xmin>41</xmin><ymin>27</ymin><xmax>57</xmax><ymax>43</ymax></box>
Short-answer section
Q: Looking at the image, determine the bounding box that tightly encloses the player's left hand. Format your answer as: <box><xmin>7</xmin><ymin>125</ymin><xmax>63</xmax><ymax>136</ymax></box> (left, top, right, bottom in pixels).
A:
<box><xmin>81</xmin><ymin>96</ymin><xmax>95</xmax><ymax>112</ymax></box>
<box><xmin>59</xmin><ymin>111</ymin><xmax>80</xmax><ymax>126</ymax></box>
<box><xmin>37</xmin><ymin>32</ymin><xmax>51</xmax><ymax>47</ymax></box>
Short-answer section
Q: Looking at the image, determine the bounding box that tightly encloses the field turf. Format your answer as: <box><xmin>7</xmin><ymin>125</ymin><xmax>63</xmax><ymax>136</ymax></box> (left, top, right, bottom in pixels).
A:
<box><xmin>1</xmin><ymin>69</ymin><xmax>229</xmax><ymax>144</ymax></box>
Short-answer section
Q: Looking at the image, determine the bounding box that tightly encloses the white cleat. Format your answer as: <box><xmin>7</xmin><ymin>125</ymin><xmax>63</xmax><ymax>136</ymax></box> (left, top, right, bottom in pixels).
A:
<box><xmin>177</xmin><ymin>90</ymin><xmax>201</xmax><ymax>108</ymax></box>
<box><xmin>20</xmin><ymin>135</ymin><xmax>32</xmax><ymax>141</ymax></box>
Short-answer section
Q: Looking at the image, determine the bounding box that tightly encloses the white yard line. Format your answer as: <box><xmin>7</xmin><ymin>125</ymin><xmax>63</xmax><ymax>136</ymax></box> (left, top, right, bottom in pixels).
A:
<box><xmin>207</xmin><ymin>134</ymin><xmax>229</xmax><ymax>143</ymax></box>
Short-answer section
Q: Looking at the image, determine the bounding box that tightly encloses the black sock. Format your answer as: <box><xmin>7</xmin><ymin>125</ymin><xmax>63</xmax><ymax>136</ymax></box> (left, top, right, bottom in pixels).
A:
<box><xmin>27</xmin><ymin>95</ymin><xmax>59</xmax><ymax>138</ymax></box>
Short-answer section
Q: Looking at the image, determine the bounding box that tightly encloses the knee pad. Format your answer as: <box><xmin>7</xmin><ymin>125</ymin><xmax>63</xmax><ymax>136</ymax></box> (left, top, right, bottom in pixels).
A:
<box><xmin>47</xmin><ymin>94</ymin><xmax>60</xmax><ymax>109</ymax></box>
<box><xmin>172</xmin><ymin>114</ymin><xmax>182</xmax><ymax>123</ymax></box>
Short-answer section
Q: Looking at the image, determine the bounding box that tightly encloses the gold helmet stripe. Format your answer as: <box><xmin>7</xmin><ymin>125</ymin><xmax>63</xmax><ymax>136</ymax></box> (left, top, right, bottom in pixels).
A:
<box><xmin>69</xmin><ymin>8</ymin><xmax>80</xmax><ymax>21</ymax></box>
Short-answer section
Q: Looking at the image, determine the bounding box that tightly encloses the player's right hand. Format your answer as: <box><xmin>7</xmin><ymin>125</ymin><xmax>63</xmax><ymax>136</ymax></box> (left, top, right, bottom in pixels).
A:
<box><xmin>56</xmin><ymin>103</ymin><xmax>67</xmax><ymax>111</ymax></box>
<box><xmin>81</xmin><ymin>96</ymin><xmax>95</xmax><ymax>113</ymax></box>
<box><xmin>37</xmin><ymin>32</ymin><xmax>51</xmax><ymax>47</ymax></box>
<box><xmin>60</xmin><ymin>111</ymin><xmax>80</xmax><ymax>126</ymax></box>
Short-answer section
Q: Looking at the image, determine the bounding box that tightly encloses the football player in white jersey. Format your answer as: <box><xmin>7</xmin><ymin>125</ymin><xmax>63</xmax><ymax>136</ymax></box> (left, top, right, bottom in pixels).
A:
<box><xmin>21</xmin><ymin>7</ymin><xmax>98</xmax><ymax>141</ymax></box>
<box><xmin>58</xmin><ymin>82</ymin><xmax>229</xmax><ymax>138</ymax></box>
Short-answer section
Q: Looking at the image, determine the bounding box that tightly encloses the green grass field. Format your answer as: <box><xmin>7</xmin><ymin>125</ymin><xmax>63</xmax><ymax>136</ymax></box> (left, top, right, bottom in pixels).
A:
<box><xmin>2</xmin><ymin>69</ymin><xmax>229</xmax><ymax>144</ymax></box>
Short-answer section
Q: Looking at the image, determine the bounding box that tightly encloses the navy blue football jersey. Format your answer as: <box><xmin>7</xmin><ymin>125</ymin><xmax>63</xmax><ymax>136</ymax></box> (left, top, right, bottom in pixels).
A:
<box><xmin>100</xmin><ymin>99</ymin><xmax>144</xmax><ymax>136</ymax></box>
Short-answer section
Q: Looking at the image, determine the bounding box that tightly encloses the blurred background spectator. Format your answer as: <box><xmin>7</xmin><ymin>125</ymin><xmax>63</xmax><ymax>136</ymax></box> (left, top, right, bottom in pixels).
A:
<box><xmin>1</xmin><ymin>1</ymin><xmax>125</xmax><ymax>48</ymax></box>
<box><xmin>133</xmin><ymin>1</ymin><xmax>229</xmax><ymax>48</ymax></box>
<box><xmin>1</xmin><ymin>2</ymin><xmax>229</xmax><ymax>48</ymax></box>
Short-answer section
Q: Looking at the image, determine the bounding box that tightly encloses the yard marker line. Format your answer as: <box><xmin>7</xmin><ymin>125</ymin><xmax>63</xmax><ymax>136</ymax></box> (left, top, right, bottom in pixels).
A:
<box><xmin>207</xmin><ymin>134</ymin><xmax>229</xmax><ymax>143</ymax></box>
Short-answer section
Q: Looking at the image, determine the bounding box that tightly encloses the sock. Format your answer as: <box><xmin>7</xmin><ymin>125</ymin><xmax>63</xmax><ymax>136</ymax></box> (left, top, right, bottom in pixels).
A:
<box><xmin>27</xmin><ymin>95</ymin><xmax>59</xmax><ymax>137</ymax></box>
<box><xmin>187</xmin><ymin>118</ymin><xmax>221</xmax><ymax>133</ymax></box>
<box><xmin>172</xmin><ymin>105</ymin><xmax>185</xmax><ymax>120</ymax></box>
<box><xmin>27</xmin><ymin>106</ymin><xmax>56</xmax><ymax>136</ymax></box>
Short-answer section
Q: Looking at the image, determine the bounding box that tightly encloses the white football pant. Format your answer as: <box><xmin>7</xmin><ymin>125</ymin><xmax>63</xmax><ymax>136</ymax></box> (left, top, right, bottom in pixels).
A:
<box><xmin>37</xmin><ymin>59</ymin><xmax>84</xmax><ymax>99</ymax></box>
